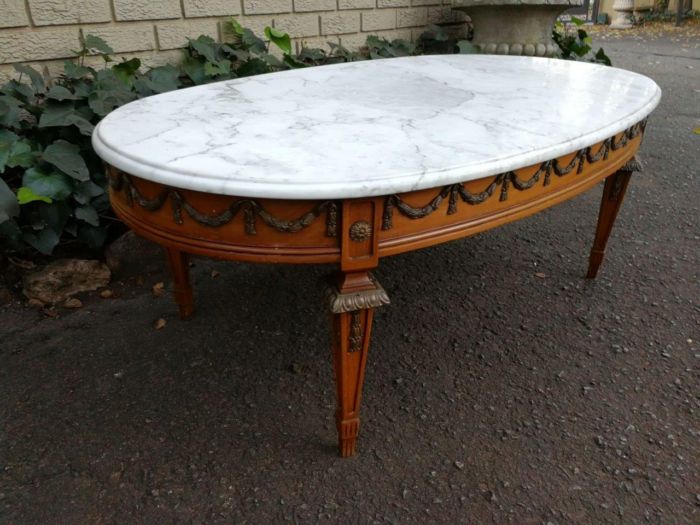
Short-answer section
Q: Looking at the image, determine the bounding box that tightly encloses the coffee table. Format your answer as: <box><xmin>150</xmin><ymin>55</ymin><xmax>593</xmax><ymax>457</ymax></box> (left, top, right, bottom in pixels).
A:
<box><xmin>93</xmin><ymin>55</ymin><xmax>661</xmax><ymax>457</ymax></box>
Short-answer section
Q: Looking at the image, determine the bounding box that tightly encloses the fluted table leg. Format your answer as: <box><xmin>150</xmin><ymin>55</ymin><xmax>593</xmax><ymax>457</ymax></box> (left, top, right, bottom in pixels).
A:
<box><xmin>587</xmin><ymin>157</ymin><xmax>642</xmax><ymax>279</ymax></box>
<box><xmin>327</xmin><ymin>271</ymin><xmax>389</xmax><ymax>457</ymax></box>
<box><xmin>165</xmin><ymin>247</ymin><xmax>194</xmax><ymax>319</ymax></box>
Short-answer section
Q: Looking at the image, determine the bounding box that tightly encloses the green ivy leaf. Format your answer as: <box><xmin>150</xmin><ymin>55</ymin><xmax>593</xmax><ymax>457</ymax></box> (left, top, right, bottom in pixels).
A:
<box><xmin>0</xmin><ymin>218</ymin><xmax>22</xmax><ymax>248</ymax></box>
<box><xmin>265</xmin><ymin>27</ymin><xmax>292</xmax><ymax>55</ymax></box>
<box><xmin>594</xmin><ymin>48</ymin><xmax>612</xmax><ymax>66</ymax></box>
<box><xmin>22</xmin><ymin>167</ymin><xmax>72</xmax><ymax>200</ymax></box>
<box><xmin>282</xmin><ymin>54</ymin><xmax>307</xmax><ymax>69</ymax></box>
<box><xmin>189</xmin><ymin>36</ymin><xmax>219</xmax><ymax>63</ymax></box>
<box><xmin>135</xmin><ymin>65</ymin><xmax>181</xmax><ymax>95</ymax></box>
<box><xmin>88</xmin><ymin>89</ymin><xmax>136</xmax><ymax>117</ymax></box>
<box><xmin>0</xmin><ymin>96</ymin><xmax>23</xmax><ymax>128</ymax></box>
<box><xmin>63</xmin><ymin>60</ymin><xmax>94</xmax><ymax>79</ymax></box>
<box><xmin>46</xmin><ymin>85</ymin><xmax>80</xmax><ymax>101</ymax></box>
<box><xmin>182</xmin><ymin>55</ymin><xmax>207</xmax><ymax>85</ymax></box>
<box><xmin>241</xmin><ymin>29</ymin><xmax>267</xmax><ymax>54</ymax></box>
<box><xmin>17</xmin><ymin>186</ymin><xmax>52</xmax><ymax>204</ymax></box>
<box><xmin>73</xmin><ymin>180</ymin><xmax>104</xmax><ymax>205</ymax></box>
<box><xmin>84</xmin><ymin>34</ymin><xmax>114</xmax><ymax>55</ymax></box>
<box><xmin>203</xmin><ymin>60</ymin><xmax>231</xmax><ymax>77</ymax></box>
<box><xmin>236</xmin><ymin>58</ymin><xmax>273</xmax><ymax>77</ymax></box>
<box><xmin>71</xmin><ymin>80</ymin><xmax>92</xmax><ymax>98</ymax></box>
<box><xmin>77</xmin><ymin>223</ymin><xmax>107</xmax><ymax>249</ymax></box>
<box><xmin>11</xmin><ymin>81</ymin><xmax>35</xmax><ymax>103</ymax></box>
<box><xmin>297</xmin><ymin>47</ymin><xmax>326</xmax><ymax>62</ymax></box>
<box><xmin>38</xmin><ymin>200</ymin><xmax>71</xmax><ymax>234</ymax></box>
<box><xmin>13</xmin><ymin>64</ymin><xmax>45</xmax><ymax>93</ymax></box>
<box><xmin>71</xmin><ymin>115</ymin><xmax>95</xmax><ymax>136</ymax></box>
<box><xmin>75</xmin><ymin>204</ymin><xmax>99</xmax><ymax>226</ymax></box>
<box><xmin>39</xmin><ymin>102</ymin><xmax>95</xmax><ymax>135</ymax></box>
<box><xmin>23</xmin><ymin>226</ymin><xmax>59</xmax><ymax>254</ymax></box>
<box><xmin>7</xmin><ymin>140</ymin><xmax>34</xmax><ymax>168</ymax></box>
<box><xmin>63</xmin><ymin>219</ymin><xmax>78</xmax><ymax>237</ymax></box>
<box><xmin>42</xmin><ymin>140</ymin><xmax>89</xmax><ymax>181</ymax></box>
<box><xmin>112</xmin><ymin>58</ymin><xmax>142</xmax><ymax>85</ymax></box>
<box><xmin>39</xmin><ymin>102</ymin><xmax>75</xmax><ymax>128</ymax></box>
<box><xmin>0</xmin><ymin>178</ymin><xmax>20</xmax><ymax>223</ymax></box>
<box><xmin>0</xmin><ymin>129</ymin><xmax>19</xmax><ymax>172</ymax></box>
<box><xmin>230</xmin><ymin>18</ymin><xmax>245</xmax><ymax>36</ymax></box>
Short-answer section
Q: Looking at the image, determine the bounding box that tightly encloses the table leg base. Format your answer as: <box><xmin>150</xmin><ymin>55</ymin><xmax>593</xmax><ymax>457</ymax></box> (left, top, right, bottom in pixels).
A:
<box><xmin>327</xmin><ymin>271</ymin><xmax>389</xmax><ymax>457</ymax></box>
<box><xmin>165</xmin><ymin>248</ymin><xmax>194</xmax><ymax>319</ymax></box>
<box><xmin>337</xmin><ymin>417</ymin><xmax>360</xmax><ymax>458</ymax></box>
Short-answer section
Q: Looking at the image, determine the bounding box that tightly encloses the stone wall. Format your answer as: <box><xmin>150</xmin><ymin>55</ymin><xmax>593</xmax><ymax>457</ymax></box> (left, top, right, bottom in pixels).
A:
<box><xmin>0</xmin><ymin>0</ymin><xmax>466</xmax><ymax>82</ymax></box>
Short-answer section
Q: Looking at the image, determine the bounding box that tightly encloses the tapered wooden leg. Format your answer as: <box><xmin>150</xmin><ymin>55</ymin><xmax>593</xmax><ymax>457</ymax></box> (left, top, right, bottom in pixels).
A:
<box><xmin>165</xmin><ymin>247</ymin><xmax>194</xmax><ymax>319</ymax></box>
<box><xmin>587</xmin><ymin>160</ymin><xmax>638</xmax><ymax>279</ymax></box>
<box><xmin>327</xmin><ymin>271</ymin><xmax>389</xmax><ymax>457</ymax></box>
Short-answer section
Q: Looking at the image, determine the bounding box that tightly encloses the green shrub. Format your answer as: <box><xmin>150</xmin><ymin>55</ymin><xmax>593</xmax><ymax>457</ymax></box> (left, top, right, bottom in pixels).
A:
<box><xmin>0</xmin><ymin>19</ymin><xmax>610</xmax><ymax>256</ymax></box>
<box><xmin>553</xmin><ymin>17</ymin><xmax>612</xmax><ymax>65</ymax></box>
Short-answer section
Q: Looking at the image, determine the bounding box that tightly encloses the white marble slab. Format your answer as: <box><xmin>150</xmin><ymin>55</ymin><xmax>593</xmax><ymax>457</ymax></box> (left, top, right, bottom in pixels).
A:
<box><xmin>92</xmin><ymin>55</ymin><xmax>661</xmax><ymax>199</ymax></box>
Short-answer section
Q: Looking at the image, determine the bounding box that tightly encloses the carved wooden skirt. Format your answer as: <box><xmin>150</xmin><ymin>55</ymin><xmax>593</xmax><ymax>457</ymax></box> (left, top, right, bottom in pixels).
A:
<box><xmin>107</xmin><ymin>120</ymin><xmax>645</xmax><ymax>457</ymax></box>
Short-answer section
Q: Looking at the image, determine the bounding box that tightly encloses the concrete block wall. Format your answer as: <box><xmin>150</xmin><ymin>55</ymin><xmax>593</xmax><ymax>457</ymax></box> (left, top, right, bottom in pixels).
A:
<box><xmin>0</xmin><ymin>0</ymin><xmax>466</xmax><ymax>82</ymax></box>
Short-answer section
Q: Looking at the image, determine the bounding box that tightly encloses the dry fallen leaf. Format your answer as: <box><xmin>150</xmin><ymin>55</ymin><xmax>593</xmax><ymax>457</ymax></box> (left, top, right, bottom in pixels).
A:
<box><xmin>64</xmin><ymin>298</ymin><xmax>83</xmax><ymax>309</ymax></box>
<box><xmin>100</xmin><ymin>289</ymin><xmax>114</xmax><ymax>298</ymax></box>
<box><xmin>42</xmin><ymin>308</ymin><xmax>59</xmax><ymax>318</ymax></box>
<box><xmin>154</xmin><ymin>318</ymin><xmax>167</xmax><ymax>330</ymax></box>
<box><xmin>8</xmin><ymin>256</ymin><xmax>35</xmax><ymax>270</ymax></box>
<box><xmin>211</xmin><ymin>270</ymin><xmax>220</xmax><ymax>278</ymax></box>
<box><xmin>136</xmin><ymin>275</ymin><xmax>145</xmax><ymax>286</ymax></box>
<box><xmin>27</xmin><ymin>298</ymin><xmax>44</xmax><ymax>309</ymax></box>
<box><xmin>535</xmin><ymin>272</ymin><xmax>546</xmax><ymax>279</ymax></box>
<box><xmin>693</xmin><ymin>127</ymin><xmax>700</xmax><ymax>135</ymax></box>
<box><xmin>152</xmin><ymin>282</ymin><xmax>165</xmax><ymax>297</ymax></box>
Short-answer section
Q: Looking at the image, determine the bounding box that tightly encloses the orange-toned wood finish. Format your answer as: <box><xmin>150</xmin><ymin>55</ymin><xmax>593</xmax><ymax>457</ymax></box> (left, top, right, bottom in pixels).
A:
<box><xmin>164</xmin><ymin>247</ymin><xmax>194</xmax><ymax>319</ymax></box>
<box><xmin>587</xmin><ymin>166</ymin><xmax>634</xmax><ymax>279</ymax></box>
<box><xmin>106</xmin><ymin>120</ymin><xmax>646</xmax><ymax>457</ymax></box>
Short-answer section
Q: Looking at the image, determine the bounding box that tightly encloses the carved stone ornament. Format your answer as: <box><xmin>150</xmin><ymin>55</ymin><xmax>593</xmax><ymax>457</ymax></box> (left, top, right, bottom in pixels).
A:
<box><xmin>326</xmin><ymin>274</ymin><xmax>391</xmax><ymax>314</ymax></box>
<box><xmin>349</xmin><ymin>220</ymin><xmax>372</xmax><ymax>242</ymax></box>
<box><xmin>452</xmin><ymin>0</ymin><xmax>582</xmax><ymax>57</ymax></box>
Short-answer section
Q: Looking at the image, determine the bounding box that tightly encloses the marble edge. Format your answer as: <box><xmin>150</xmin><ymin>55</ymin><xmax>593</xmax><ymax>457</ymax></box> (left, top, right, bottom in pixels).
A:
<box><xmin>92</xmin><ymin>67</ymin><xmax>662</xmax><ymax>201</ymax></box>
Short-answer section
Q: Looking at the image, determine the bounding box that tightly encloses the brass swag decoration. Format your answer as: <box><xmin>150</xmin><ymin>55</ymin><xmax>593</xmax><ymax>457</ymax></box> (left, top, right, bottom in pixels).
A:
<box><xmin>108</xmin><ymin>169</ymin><xmax>338</xmax><ymax>237</ymax></box>
<box><xmin>381</xmin><ymin>120</ymin><xmax>646</xmax><ymax>230</ymax></box>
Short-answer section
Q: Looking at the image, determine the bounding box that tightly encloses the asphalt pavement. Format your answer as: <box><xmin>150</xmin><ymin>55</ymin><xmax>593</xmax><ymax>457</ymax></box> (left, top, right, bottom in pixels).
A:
<box><xmin>1</xmin><ymin>30</ymin><xmax>698</xmax><ymax>524</ymax></box>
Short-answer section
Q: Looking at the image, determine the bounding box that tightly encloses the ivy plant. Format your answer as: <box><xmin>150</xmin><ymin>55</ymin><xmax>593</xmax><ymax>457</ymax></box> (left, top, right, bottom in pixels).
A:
<box><xmin>553</xmin><ymin>17</ymin><xmax>612</xmax><ymax>65</ymax></box>
<box><xmin>0</xmin><ymin>35</ymin><xmax>187</xmax><ymax>254</ymax></box>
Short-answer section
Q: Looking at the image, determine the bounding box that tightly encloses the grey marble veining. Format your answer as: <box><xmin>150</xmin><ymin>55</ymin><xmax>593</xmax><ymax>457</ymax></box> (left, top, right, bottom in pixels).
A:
<box><xmin>92</xmin><ymin>55</ymin><xmax>661</xmax><ymax>199</ymax></box>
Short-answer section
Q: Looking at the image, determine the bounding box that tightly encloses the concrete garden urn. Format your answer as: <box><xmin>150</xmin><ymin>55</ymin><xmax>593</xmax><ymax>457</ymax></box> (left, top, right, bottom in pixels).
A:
<box><xmin>609</xmin><ymin>0</ymin><xmax>634</xmax><ymax>29</ymax></box>
<box><xmin>452</xmin><ymin>0</ymin><xmax>583</xmax><ymax>57</ymax></box>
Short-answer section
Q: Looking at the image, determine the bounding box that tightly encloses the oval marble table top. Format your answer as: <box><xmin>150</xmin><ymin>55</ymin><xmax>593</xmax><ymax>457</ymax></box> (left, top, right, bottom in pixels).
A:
<box><xmin>93</xmin><ymin>55</ymin><xmax>661</xmax><ymax>199</ymax></box>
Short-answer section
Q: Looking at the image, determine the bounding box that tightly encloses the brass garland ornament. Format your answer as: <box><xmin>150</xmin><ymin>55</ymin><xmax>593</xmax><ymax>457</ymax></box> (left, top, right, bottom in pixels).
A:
<box><xmin>349</xmin><ymin>312</ymin><xmax>363</xmax><ymax>353</ymax></box>
<box><xmin>109</xmin><ymin>170</ymin><xmax>338</xmax><ymax>237</ymax></box>
<box><xmin>381</xmin><ymin>120</ymin><xmax>646</xmax><ymax>230</ymax></box>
